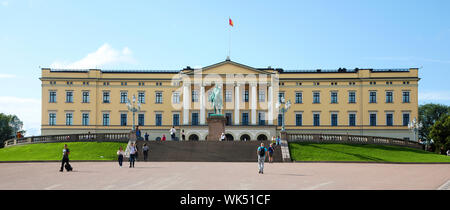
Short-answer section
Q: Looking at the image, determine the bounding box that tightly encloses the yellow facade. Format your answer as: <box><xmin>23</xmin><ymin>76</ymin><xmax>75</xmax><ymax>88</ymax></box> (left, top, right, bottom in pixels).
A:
<box><xmin>40</xmin><ymin>59</ymin><xmax>419</xmax><ymax>141</ymax></box>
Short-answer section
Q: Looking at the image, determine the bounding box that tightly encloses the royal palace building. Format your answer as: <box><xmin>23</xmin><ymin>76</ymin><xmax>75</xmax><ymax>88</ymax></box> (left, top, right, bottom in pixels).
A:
<box><xmin>40</xmin><ymin>59</ymin><xmax>419</xmax><ymax>141</ymax></box>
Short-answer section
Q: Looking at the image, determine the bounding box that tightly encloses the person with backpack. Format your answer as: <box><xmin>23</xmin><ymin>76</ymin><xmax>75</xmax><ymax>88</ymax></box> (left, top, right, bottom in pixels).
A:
<box><xmin>257</xmin><ymin>143</ymin><xmax>268</xmax><ymax>174</ymax></box>
<box><xmin>128</xmin><ymin>142</ymin><xmax>137</xmax><ymax>168</ymax></box>
<box><xmin>59</xmin><ymin>144</ymin><xmax>72</xmax><ymax>172</ymax></box>
<box><xmin>268</xmin><ymin>144</ymin><xmax>275</xmax><ymax>163</ymax></box>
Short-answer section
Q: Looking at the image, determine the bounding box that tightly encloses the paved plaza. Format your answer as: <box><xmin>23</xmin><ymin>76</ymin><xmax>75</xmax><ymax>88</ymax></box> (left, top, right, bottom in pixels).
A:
<box><xmin>0</xmin><ymin>162</ymin><xmax>449</xmax><ymax>190</ymax></box>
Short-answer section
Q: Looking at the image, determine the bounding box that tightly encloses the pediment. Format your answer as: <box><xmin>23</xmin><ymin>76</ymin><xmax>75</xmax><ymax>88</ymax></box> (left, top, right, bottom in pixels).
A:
<box><xmin>185</xmin><ymin>60</ymin><xmax>272</xmax><ymax>75</ymax></box>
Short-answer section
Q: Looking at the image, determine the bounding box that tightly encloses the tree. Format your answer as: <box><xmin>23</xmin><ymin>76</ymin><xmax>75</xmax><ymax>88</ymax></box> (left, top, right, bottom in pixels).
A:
<box><xmin>429</xmin><ymin>115</ymin><xmax>450</xmax><ymax>154</ymax></box>
<box><xmin>0</xmin><ymin>113</ymin><xmax>24</xmax><ymax>148</ymax></box>
<box><xmin>418</xmin><ymin>103</ymin><xmax>450</xmax><ymax>141</ymax></box>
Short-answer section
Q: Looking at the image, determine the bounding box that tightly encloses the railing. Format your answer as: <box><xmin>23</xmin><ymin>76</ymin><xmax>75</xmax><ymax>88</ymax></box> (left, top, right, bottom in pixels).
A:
<box><xmin>4</xmin><ymin>133</ymin><xmax>130</xmax><ymax>147</ymax></box>
<box><xmin>286</xmin><ymin>133</ymin><xmax>422</xmax><ymax>149</ymax></box>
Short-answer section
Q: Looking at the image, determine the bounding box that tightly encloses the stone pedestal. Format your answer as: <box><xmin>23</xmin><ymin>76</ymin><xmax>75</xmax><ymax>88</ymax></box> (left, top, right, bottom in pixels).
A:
<box><xmin>207</xmin><ymin>115</ymin><xmax>226</xmax><ymax>141</ymax></box>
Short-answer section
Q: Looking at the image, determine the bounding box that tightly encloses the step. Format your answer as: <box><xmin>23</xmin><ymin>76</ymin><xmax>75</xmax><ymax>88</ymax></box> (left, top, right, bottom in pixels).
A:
<box><xmin>131</xmin><ymin>141</ymin><xmax>282</xmax><ymax>162</ymax></box>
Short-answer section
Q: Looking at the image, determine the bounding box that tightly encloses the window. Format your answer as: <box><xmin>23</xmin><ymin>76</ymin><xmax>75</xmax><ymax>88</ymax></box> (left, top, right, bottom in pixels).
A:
<box><xmin>172</xmin><ymin>92</ymin><xmax>180</xmax><ymax>104</ymax></box>
<box><xmin>138</xmin><ymin>92</ymin><xmax>145</xmax><ymax>104</ymax></box>
<box><xmin>370</xmin><ymin>113</ymin><xmax>377</xmax><ymax>126</ymax></box>
<box><xmin>349</xmin><ymin>113</ymin><xmax>356</xmax><ymax>126</ymax></box>
<box><xmin>386</xmin><ymin>113</ymin><xmax>393</xmax><ymax>126</ymax></box>
<box><xmin>103</xmin><ymin>91</ymin><xmax>110</xmax><ymax>103</ymax></box>
<box><xmin>402</xmin><ymin>91</ymin><xmax>410</xmax><ymax>103</ymax></box>
<box><xmin>313</xmin><ymin>92</ymin><xmax>320</xmax><ymax>104</ymax></box>
<box><xmin>49</xmin><ymin>91</ymin><xmax>56</xmax><ymax>103</ymax></box>
<box><xmin>331</xmin><ymin>92</ymin><xmax>338</xmax><ymax>104</ymax></box>
<box><xmin>155</xmin><ymin>92</ymin><xmax>163</xmax><ymax>104</ymax></box>
<box><xmin>66</xmin><ymin>91</ymin><xmax>73</xmax><ymax>103</ymax></box>
<box><xmin>103</xmin><ymin>113</ymin><xmax>110</xmax><ymax>126</ymax></box>
<box><xmin>120</xmin><ymin>113</ymin><xmax>127</xmax><ymax>126</ymax></box>
<box><xmin>226</xmin><ymin>90</ymin><xmax>233</xmax><ymax>102</ymax></box>
<box><xmin>138</xmin><ymin>114</ymin><xmax>145</xmax><ymax>126</ymax></box>
<box><xmin>82</xmin><ymin>113</ymin><xmax>89</xmax><ymax>126</ymax></box>
<box><xmin>369</xmin><ymin>91</ymin><xmax>377</xmax><ymax>103</ymax></box>
<box><xmin>258</xmin><ymin>90</ymin><xmax>265</xmax><ymax>102</ymax></box>
<box><xmin>225</xmin><ymin>113</ymin><xmax>232</xmax><ymax>125</ymax></box>
<box><xmin>386</xmin><ymin>91</ymin><xmax>393</xmax><ymax>103</ymax></box>
<box><xmin>313</xmin><ymin>113</ymin><xmax>320</xmax><ymax>126</ymax></box>
<box><xmin>278</xmin><ymin>92</ymin><xmax>285</xmax><ymax>103</ymax></box>
<box><xmin>65</xmin><ymin>113</ymin><xmax>73</xmax><ymax>126</ymax></box>
<box><xmin>296</xmin><ymin>113</ymin><xmax>303</xmax><ymax>126</ymax></box>
<box><xmin>331</xmin><ymin>113</ymin><xmax>338</xmax><ymax>126</ymax></box>
<box><xmin>403</xmin><ymin>113</ymin><xmax>410</xmax><ymax>126</ymax></box>
<box><xmin>192</xmin><ymin>90</ymin><xmax>199</xmax><ymax>102</ymax></box>
<box><xmin>120</xmin><ymin>92</ymin><xmax>128</xmax><ymax>103</ymax></box>
<box><xmin>278</xmin><ymin>114</ymin><xmax>283</xmax><ymax>126</ymax></box>
<box><xmin>191</xmin><ymin>113</ymin><xmax>199</xmax><ymax>125</ymax></box>
<box><xmin>244</xmin><ymin>90</ymin><xmax>249</xmax><ymax>102</ymax></box>
<box><xmin>258</xmin><ymin>112</ymin><xmax>265</xmax><ymax>125</ymax></box>
<box><xmin>156</xmin><ymin>114</ymin><xmax>162</xmax><ymax>126</ymax></box>
<box><xmin>82</xmin><ymin>91</ymin><xmax>89</xmax><ymax>103</ymax></box>
<box><xmin>242</xmin><ymin>113</ymin><xmax>249</xmax><ymax>125</ymax></box>
<box><xmin>173</xmin><ymin>113</ymin><xmax>180</xmax><ymax>126</ymax></box>
<box><xmin>49</xmin><ymin>113</ymin><xmax>56</xmax><ymax>126</ymax></box>
<box><xmin>295</xmin><ymin>92</ymin><xmax>302</xmax><ymax>104</ymax></box>
<box><xmin>348</xmin><ymin>92</ymin><xmax>356</xmax><ymax>103</ymax></box>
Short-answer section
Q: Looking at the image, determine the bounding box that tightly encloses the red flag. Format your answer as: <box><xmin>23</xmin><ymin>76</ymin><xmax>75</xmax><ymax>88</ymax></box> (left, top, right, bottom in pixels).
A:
<box><xmin>229</xmin><ymin>18</ymin><xmax>234</xmax><ymax>27</ymax></box>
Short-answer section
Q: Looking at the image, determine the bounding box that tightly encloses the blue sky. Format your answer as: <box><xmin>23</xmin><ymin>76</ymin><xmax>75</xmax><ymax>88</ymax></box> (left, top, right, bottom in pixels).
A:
<box><xmin>1</xmin><ymin>0</ymin><xmax>450</xmax><ymax>135</ymax></box>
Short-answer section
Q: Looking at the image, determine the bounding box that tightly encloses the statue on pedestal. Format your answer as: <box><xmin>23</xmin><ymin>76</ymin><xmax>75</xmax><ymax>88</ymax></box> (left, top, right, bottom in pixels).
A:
<box><xmin>209</xmin><ymin>85</ymin><xmax>223</xmax><ymax>116</ymax></box>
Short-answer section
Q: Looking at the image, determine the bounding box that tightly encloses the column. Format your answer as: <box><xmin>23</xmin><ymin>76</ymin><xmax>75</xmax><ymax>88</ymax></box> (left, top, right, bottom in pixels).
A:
<box><xmin>234</xmin><ymin>83</ymin><xmax>240</xmax><ymax>125</ymax></box>
<box><xmin>200</xmin><ymin>84</ymin><xmax>206</xmax><ymax>125</ymax></box>
<box><xmin>183</xmin><ymin>83</ymin><xmax>190</xmax><ymax>125</ymax></box>
<box><xmin>268</xmin><ymin>85</ymin><xmax>274</xmax><ymax>125</ymax></box>
<box><xmin>251</xmin><ymin>83</ymin><xmax>257</xmax><ymax>125</ymax></box>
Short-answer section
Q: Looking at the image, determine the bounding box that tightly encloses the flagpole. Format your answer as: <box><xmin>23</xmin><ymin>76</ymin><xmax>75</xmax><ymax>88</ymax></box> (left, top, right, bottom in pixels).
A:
<box><xmin>228</xmin><ymin>25</ymin><xmax>231</xmax><ymax>60</ymax></box>
<box><xmin>228</xmin><ymin>17</ymin><xmax>232</xmax><ymax>60</ymax></box>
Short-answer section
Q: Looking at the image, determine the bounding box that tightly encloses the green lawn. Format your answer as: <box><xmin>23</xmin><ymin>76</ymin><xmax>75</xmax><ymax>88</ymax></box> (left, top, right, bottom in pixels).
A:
<box><xmin>0</xmin><ymin>142</ymin><xmax>127</xmax><ymax>161</ymax></box>
<box><xmin>289</xmin><ymin>142</ymin><xmax>450</xmax><ymax>163</ymax></box>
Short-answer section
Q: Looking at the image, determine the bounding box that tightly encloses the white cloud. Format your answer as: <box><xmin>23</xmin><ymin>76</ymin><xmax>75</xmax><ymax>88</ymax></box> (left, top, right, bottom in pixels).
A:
<box><xmin>0</xmin><ymin>74</ymin><xmax>15</xmax><ymax>78</ymax></box>
<box><xmin>1</xmin><ymin>1</ymin><xmax>8</xmax><ymax>7</ymax></box>
<box><xmin>50</xmin><ymin>43</ymin><xmax>136</xmax><ymax>69</ymax></box>
<box><xmin>0</xmin><ymin>96</ymin><xmax>41</xmax><ymax>136</ymax></box>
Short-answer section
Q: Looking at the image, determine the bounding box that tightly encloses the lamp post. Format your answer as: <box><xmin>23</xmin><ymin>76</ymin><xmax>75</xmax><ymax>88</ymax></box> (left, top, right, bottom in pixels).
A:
<box><xmin>408</xmin><ymin>117</ymin><xmax>423</xmax><ymax>145</ymax></box>
<box><xmin>126</xmin><ymin>94</ymin><xmax>141</xmax><ymax>131</ymax></box>
<box><xmin>276</xmin><ymin>96</ymin><xmax>291</xmax><ymax>132</ymax></box>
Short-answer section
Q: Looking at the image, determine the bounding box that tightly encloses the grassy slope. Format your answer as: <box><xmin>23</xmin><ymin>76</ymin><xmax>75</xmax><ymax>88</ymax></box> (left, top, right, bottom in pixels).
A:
<box><xmin>0</xmin><ymin>142</ymin><xmax>127</xmax><ymax>161</ymax></box>
<box><xmin>289</xmin><ymin>143</ymin><xmax>450</xmax><ymax>163</ymax></box>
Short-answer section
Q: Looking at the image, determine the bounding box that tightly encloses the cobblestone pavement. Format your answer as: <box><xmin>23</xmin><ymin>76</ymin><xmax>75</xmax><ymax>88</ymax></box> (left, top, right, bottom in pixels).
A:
<box><xmin>0</xmin><ymin>162</ymin><xmax>449</xmax><ymax>190</ymax></box>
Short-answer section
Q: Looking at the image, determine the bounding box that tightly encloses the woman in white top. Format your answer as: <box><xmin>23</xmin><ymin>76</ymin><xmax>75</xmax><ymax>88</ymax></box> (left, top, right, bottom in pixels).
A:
<box><xmin>220</xmin><ymin>133</ymin><xmax>226</xmax><ymax>141</ymax></box>
<box><xmin>117</xmin><ymin>146</ymin><xmax>125</xmax><ymax>168</ymax></box>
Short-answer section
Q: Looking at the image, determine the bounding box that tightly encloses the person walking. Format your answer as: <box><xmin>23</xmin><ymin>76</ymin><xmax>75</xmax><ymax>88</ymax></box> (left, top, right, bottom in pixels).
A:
<box><xmin>257</xmin><ymin>143</ymin><xmax>268</xmax><ymax>174</ymax></box>
<box><xmin>144</xmin><ymin>132</ymin><xmax>149</xmax><ymax>141</ymax></box>
<box><xmin>170</xmin><ymin>126</ymin><xmax>176</xmax><ymax>141</ymax></box>
<box><xmin>268</xmin><ymin>144</ymin><xmax>275</xmax><ymax>163</ymax></box>
<box><xmin>59</xmin><ymin>144</ymin><xmax>72</xmax><ymax>172</ymax></box>
<box><xmin>181</xmin><ymin>129</ymin><xmax>185</xmax><ymax>141</ymax></box>
<box><xmin>135</xmin><ymin>126</ymin><xmax>142</xmax><ymax>140</ymax></box>
<box><xmin>220</xmin><ymin>133</ymin><xmax>226</xmax><ymax>141</ymax></box>
<box><xmin>276</xmin><ymin>136</ymin><xmax>281</xmax><ymax>146</ymax></box>
<box><xmin>128</xmin><ymin>142</ymin><xmax>137</xmax><ymax>168</ymax></box>
<box><xmin>143</xmin><ymin>143</ymin><xmax>149</xmax><ymax>161</ymax></box>
<box><xmin>117</xmin><ymin>146</ymin><xmax>125</xmax><ymax>168</ymax></box>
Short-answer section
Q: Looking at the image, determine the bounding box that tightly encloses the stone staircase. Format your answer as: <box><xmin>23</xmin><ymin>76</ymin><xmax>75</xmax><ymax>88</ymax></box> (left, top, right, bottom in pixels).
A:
<box><xmin>133</xmin><ymin>140</ymin><xmax>283</xmax><ymax>162</ymax></box>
